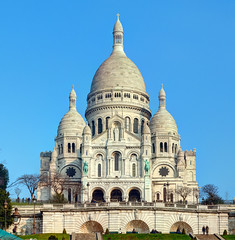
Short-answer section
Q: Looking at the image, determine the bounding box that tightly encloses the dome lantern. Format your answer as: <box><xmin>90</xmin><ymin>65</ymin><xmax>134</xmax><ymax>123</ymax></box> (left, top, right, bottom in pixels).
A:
<box><xmin>159</xmin><ymin>84</ymin><xmax>166</xmax><ymax>109</ymax></box>
<box><xmin>113</xmin><ymin>13</ymin><xmax>124</xmax><ymax>54</ymax></box>
<box><xmin>69</xmin><ymin>85</ymin><xmax>77</xmax><ymax>110</ymax></box>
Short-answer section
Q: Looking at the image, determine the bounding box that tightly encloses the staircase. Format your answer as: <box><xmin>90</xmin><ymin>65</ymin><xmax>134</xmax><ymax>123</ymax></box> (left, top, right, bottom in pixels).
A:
<box><xmin>71</xmin><ymin>233</ymin><xmax>103</xmax><ymax>240</ymax></box>
<box><xmin>195</xmin><ymin>234</ymin><xmax>221</xmax><ymax>240</ymax></box>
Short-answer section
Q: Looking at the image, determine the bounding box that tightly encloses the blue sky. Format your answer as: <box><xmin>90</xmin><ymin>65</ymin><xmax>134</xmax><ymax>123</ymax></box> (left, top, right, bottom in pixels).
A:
<box><xmin>0</xmin><ymin>0</ymin><xmax>234</xmax><ymax>200</ymax></box>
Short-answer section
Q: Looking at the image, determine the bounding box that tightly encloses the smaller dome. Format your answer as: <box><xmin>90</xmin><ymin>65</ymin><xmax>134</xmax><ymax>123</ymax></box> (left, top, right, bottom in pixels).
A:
<box><xmin>142</xmin><ymin>123</ymin><xmax>151</xmax><ymax>134</ymax></box>
<box><xmin>150</xmin><ymin>85</ymin><xmax>178</xmax><ymax>135</ymax></box>
<box><xmin>57</xmin><ymin>109</ymin><xmax>85</xmax><ymax>137</ymax></box>
<box><xmin>113</xmin><ymin>14</ymin><xmax>123</xmax><ymax>33</ymax></box>
<box><xmin>83</xmin><ymin>124</ymin><xmax>91</xmax><ymax>135</ymax></box>
<box><xmin>150</xmin><ymin>108</ymin><xmax>178</xmax><ymax>134</ymax></box>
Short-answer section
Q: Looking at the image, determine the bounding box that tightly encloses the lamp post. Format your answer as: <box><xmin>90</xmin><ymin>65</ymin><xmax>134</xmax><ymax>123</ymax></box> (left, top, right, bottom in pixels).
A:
<box><xmin>164</xmin><ymin>182</ymin><xmax>170</xmax><ymax>202</ymax></box>
<box><xmin>4</xmin><ymin>200</ymin><xmax>8</xmax><ymax>231</ymax></box>
<box><xmin>12</xmin><ymin>208</ymin><xmax>21</xmax><ymax>235</ymax></box>
<box><xmin>32</xmin><ymin>196</ymin><xmax>37</xmax><ymax>234</ymax></box>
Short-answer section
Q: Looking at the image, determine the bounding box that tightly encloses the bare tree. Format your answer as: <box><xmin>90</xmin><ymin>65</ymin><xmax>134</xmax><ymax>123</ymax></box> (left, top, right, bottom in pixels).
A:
<box><xmin>15</xmin><ymin>174</ymin><xmax>41</xmax><ymax>199</ymax></box>
<box><xmin>201</xmin><ymin>184</ymin><xmax>224</xmax><ymax>205</ymax></box>
<box><xmin>14</xmin><ymin>187</ymin><xmax>21</xmax><ymax>199</ymax></box>
<box><xmin>176</xmin><ymin>186</ymin><xmax>192</xmax><ymax>204</ymax></box>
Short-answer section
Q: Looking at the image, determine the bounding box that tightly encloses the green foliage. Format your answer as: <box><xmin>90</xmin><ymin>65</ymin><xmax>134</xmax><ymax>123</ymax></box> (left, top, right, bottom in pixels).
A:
<box><xmin>182</xmin><ymin>228</ymin><xmax>186</xmax><ymax>234</ymax></box>
<box><xmin>50</xmin><ymin>194</ymin><xmax>68</xmax><ymax>203</ymax></box>
<box><xmin>48</xmin><ymin>235</ymin><xmax>58</xmax><ymax>240</ymax></box>
<box><xmin>62</xmin><ymin>228</ymin><xmax>67</xmax><ymax>234</ymax></box>
<box><xmin>0</xmin><ymin>163</ymin><xmax>9</xmax><ymax>190</ymax></box>
<box><xmin>223</xmin><ymin>229</ymin><xmax>228</xmax><ymax>235</ymax></box>
<box><xmin>222</xmin><ymin>236</ymin><xmax>235</xmax><ymax>240</ymax></box>
<box><xmin>0</xmin><ymin>188</ymin><xmax>13</xmax><ymax>229</ymax></box>
<box><xmin>62</xmin><ymin>237</ymin><xmax>65</xmax><ymax>240</ymax></box>
<box><xmin>19</xmin><ymin>233</ymin><xmax>69</xmax><ymax>240</ymax></box>
<box><xmin>105</xmin><ymin>228</ymin><xmax>110</xmax><ymax>234</ymax></box>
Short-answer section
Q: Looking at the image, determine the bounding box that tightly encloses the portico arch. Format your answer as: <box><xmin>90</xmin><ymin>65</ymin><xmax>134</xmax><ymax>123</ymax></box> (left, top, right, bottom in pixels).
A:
<box><xmin>125</xmin><ymin>220</ymin><xmax>149</xmax><ymax>233</ymax></box>
<box><xmin>128</xmin><ymin>189</ymin><xmax>141</xmax><ymax>202</ymax></box>
<box><xmin>170</xmin><ymin>221</ymin><xmax>193</xmax><ymax>234</ymax></box>
<box><xmin>80</xmin><ymin>220</ymin><xmax>104</xmax><ymax>233</ymax></box>
<box><xmin>92</xmin><ymin>188</ymin><xmax>105</xmax><ymax>202</ymax></box>
<box><xmin>110</xmin><ymin>188</ymin><xmax>123</xmax><ymax>202</ymax></box>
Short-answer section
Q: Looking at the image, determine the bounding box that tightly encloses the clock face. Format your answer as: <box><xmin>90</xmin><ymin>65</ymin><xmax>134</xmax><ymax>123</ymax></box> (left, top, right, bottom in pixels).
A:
<box><xmin>66</xmin><ymin>167</ymin><xmax>76</xmax><ymax>177</ymax></box>
<box><xmin>159</xmin><ymin>167</ymin><xmax>169</xmax><ymax>177</ymax></box>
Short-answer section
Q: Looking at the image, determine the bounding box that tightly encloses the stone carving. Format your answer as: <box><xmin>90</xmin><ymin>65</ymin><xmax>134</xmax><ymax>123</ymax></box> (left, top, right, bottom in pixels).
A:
<box><xmin>113</xmin><ymin>126</ymin><xmax>120</xmax><ymax>141</ymax></box>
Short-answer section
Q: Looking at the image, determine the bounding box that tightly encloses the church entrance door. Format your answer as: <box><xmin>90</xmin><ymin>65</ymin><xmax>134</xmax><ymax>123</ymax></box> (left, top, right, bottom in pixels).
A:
<box><xmin>110</xmin><ymin>189</ymin><xmax>122</xmax><ymax>201</ymax></box>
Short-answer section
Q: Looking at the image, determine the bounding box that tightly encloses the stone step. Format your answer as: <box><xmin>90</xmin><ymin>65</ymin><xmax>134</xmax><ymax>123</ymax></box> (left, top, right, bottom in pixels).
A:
<box><xmin>195</xmin><ymin>234</ymin><xmax>219</xmax><ymax>240</ymax></box>
<box><xmin>71</xmin><ymin>233</ymin><xmax>103</xmax><ymax>240</ymax></box>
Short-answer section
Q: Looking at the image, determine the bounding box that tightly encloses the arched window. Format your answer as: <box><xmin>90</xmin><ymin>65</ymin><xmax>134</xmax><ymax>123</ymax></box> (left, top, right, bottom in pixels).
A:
<box><xmin>164</xmin><ymin>142</ymin><xmax>167</xmax><ymax>152</ymax></box>
<box><xmin>68</xmin><ymin>143</ymin><xmax>71</xmax><ymax>153</ymax></box>
<box><xmin>133</xmin><ymin>118</ymin><xmax>139</xmax><ymax>134</ymax></box>
<box><xmin>72</xmin><ymin>143</ymin><xmax>75</xmax><ymax>153</ymax></box>
<box><xmin>160</xmin><ymin>142</ymin><xmax>163</xmax><ymax>152</ymax></box>
<box><xmin>114</xmin><ymin>152</ymin><xmax>120</xmax><ymax>171</ymax></box>
<box><xmin>98</xmin><ymin>118</ymin><xmax>103</xmax><ymax>134</ymax></box>
<box><xmin>125</xmin><ymin>117</ymin><xmax>130</xmax><ymax>131</ymax></box>
<box><xmin>115</xmin><ymin>34</ymin><xmax>122</xmax><ymax>44</ymax></box>
<box><xmin>175</xmin><ymin>144</ymin><xmax>178</xmax><ymax>153</ymax></box>
<box><xmin>141</xmin><ymin>119</ymin><xmax>145</xmax><ymax>134</ymax></box>
<box><xmin>163</xmin><ymin>187</ymin><xmax>166</xmax><ymax>202</ymax></box>
<box><xmin>92</xmin><ymin>120</ymin><xmax>95</xmax><ymax>137</ymax></box>
<box><xmin>170</xmin><ymin>193</ymin><xmax>174</xmax><ymax>202</ymax></box>
<box><xmin>98</xmin><ymin>164</ymin><xmax>101</xmax><ymax>177</ymax></box>
<box><xmin>132</xmin><ymin>163</ymin><xmax>136</xmax><ymax>177</ymax></box>
<box><xmin>156</xmin><ymin>193</ymin><xmax>160</xmax><ymax>201</ymax></box>
<box><xmin>106</xmin><ymin>117</ymin><xmax>110</xmax><ymax>130</ymax></box>
<box><xmin>61</xmin><ymin>144</ymin><xmax>63</xmax><ymax>154</ymax></box>
<box><xmin>172</xmin><ymin>143</ymin><xmax>174</xmax><ymax>153</ymax></box>
<box><xmin>68</xmin><ymin>188</ymin><xmax>71</xmax><ymax>203</ymax></box>
<box><xmin>80</xmin><ymin>144</ymin><xmax>82</xmax><ymax>154</ymax></box>
<box><xmin>58</xmin><ymin>145</ymin><xmax>60</xmax><ymax>154</ymax></box>
<box><xmin>152</xmin><ymin>143</ymin><xmax>155</xmax><ymax>153</ymax></box>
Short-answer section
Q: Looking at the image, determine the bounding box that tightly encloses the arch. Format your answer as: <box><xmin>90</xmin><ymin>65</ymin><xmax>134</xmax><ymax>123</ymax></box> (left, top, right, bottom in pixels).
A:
<box><xmin>98</xmin><ymin>118</ymin><xmax>103</xmax><ymax>134</ymax></box>
<box><xmin>170</xmin><ymin>221</ymin><xmax>193</xmax><ymax>234</ymax></box>
<box><xmin>92</xmin><ymin>189</ymin><xmax>105</xmax><ymax>202</ymax></box>
<box><xmin>80</xmin><ymin>221</ymin><xmax>104</xmax><ymax>233</ymax></box>
<box><xmin>110</xmin><ymin>188</ymin><xmax>122</xmax><ymax>202</ymax></box>
<box><xmin>164</xmin><ymin>142</ymin><xmax>167</xmax><ymax>152</ymax></box>
<box><xmin>133</xmin><ymin>118</ymin><xmax>139</xmax><ymax>134</ymax></box>
<box><xmin>125</xmin><ymin>220</ymin><xmax>149</xmax><ymax>233</ymax></box>
<box><xmin>72</xmin><ymin>143</ymin><xmax>75</xmax><ymax>153</ymax></box>
<box><xmin>129</xmin><ymin>189</ymin><xmax>141</xmax><ymax>202</ymax></box>
<box><xmin>160</xmin><ymin>142</ymin><xmax>163</xmax><ymax>152</ymax></box>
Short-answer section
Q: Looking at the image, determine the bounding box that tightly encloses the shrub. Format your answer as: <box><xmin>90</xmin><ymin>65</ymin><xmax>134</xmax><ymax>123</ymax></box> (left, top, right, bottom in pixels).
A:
<box><xmin>223</xmin><ymin>229</ymin><xmax>227</xmax><ymax>235</ymax></box>
<box><xmin>63</xmin><ymin>228</ymin><xmax>67</xmax><ymax>234</ymax></box>
<box><xmin>105</xmin><ymin>228</ymin><xmax>110</xmax><ymax>234</ymax></box>
<box><xmin>182</xmin><ymin>228</ymin><xmax>186</xmax><ymax>234</ymax></box>
<box><xmin>62</xmin><ymin>237</ymin><xmax>65</xmax><ymax>240</ymax></box>
<box><xmin>48</xmin><ymin>235</ymin><xmax>58</xmax><ymax>240</ymax></box>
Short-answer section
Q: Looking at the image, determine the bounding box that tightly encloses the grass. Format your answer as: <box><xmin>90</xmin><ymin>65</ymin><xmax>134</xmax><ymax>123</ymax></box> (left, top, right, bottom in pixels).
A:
<box><xmin>222</xmin><ymin>236</ymin><xmax>235</xmax><ymax>240</ymax></box>
<box><xmin>18</xmin><ymin>233</ymin><xmax>69</xmax><ymax>240</ymax></box>
<box><xmin>103</xmin><ymin>233</ymin><xmax>191</xmax><ymax>240</ymax></box>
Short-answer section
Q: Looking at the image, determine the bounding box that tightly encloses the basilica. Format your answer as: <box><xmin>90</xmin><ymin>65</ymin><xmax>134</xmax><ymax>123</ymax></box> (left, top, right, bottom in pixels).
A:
<box><xmin>37</xmin><ymin>15</ymin><xmax>198</xmax><ymax>205</ymax></box>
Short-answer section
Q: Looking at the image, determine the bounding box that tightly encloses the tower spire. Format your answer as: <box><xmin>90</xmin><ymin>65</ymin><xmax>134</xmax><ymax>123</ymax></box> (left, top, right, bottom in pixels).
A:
<box><xmin>112</xmin><ymin>14</ymin><xmax>124</xmax><ymax>53</ymax></box>
<box><xmin>69</xmin><ymin>85</ymin><xmax>77</xmax><ymax>110</ymax></box>
<box><xmin>158</xmin><ymin>84</ymin><xmax>166</xmax><ymax>109</ymax></box>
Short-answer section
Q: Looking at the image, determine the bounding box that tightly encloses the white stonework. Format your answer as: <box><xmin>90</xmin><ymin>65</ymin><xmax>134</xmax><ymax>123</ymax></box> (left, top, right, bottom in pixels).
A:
<box><xmin>30</xmin><ymin>15</ymin><xmax>223</xmax><ymax>234</ymax></box>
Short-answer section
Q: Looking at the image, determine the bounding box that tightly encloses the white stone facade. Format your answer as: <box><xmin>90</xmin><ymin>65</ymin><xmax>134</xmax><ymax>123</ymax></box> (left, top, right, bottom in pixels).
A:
<box><xmin>37</xmin><ymin>15</ymin><xmax>198</xmax><ymax>206</ymax></box>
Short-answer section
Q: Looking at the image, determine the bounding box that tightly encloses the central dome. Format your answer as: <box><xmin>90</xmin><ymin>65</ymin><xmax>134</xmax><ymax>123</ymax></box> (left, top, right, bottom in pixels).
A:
<box><xmin>89</xmin><ymin>15</ymin><xmax>146</xmax><ymax>94</ymax></box>
<box><xmin>90</xmin><ymin>51</ymin><xmax>146</xmax><ymax>93</ymax></box>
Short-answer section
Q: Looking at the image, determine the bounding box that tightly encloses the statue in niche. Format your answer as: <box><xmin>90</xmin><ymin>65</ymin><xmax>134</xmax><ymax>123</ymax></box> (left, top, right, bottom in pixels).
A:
<box><xmin>113</xmin><ymin>126</ymin><xmax>120</xmax><ymax>141</ymax></box>
<box><xmin>144</xmin><ymin>159</ymin><xmax>150</xmax><ymax>175</ymax></box>
<box><xmin>83</xmin><ymin>161</ymin><xmax>88</xmax><ymax>176</ymax></box>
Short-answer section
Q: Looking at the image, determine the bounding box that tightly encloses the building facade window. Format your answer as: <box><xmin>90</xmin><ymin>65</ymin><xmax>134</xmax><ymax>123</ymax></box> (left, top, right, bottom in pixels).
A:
<box><xmin>72</xmin><ymin>143</ymin><xmax>75</xmax><ymax>153</ymax></box>
<box><xmin>98</xmin><ymin>118</ymin><xmax>103</xmax><ymax>134</ymax></box>
<box><xmin>114</xmin><ymin>152</ymin><xmax>120</xmax><ymax>171</ymax></box>
<box><xmin>61</xmin><ymin>144</ymin><xmax>63</xmax><ymax>154</ymax></box>
<box><xmin>133</xmin><ymin>118</ymin><xmax>139</xmax><ymax>134</ymax></box>
<box><xmin>141</xmin><ymin>119</ymin><xmax>144</xmax><ymax>133</ymax></box>
<box><xmin>164</xmin><ymin>142</ymin><xmax>167</xmax><ymax>152</ymax></box>
<box><xmin>92</xmin><ymin>120</ymin><xmax>95</xmax><ymax>136</ymax></box>
<box><xmin>106</xmin><ymin>117</ymin><xmax>110</xmax><ymax>129</ymax></box>
<box><xmin>172</xmin><ymin>143</ymin><xmax>174</xmax><ymax>153</ymax></box>
<box><xmin>152</xmin><ymin>143</ymin><xmax>155</xmax><ymax>153</ymax></box>
<box><xmin>160</xmin><ymin>142</ymin><xmax>163</xmax><ymax>152</ymax></box>
<box><xmin>68</xmin><ymin>143</ymin><xmax>71</xmax><ymax>153</ymax></box>
<box><xmin>132</xmin><ymin>163</ymin><xmax>136</xmax><ymax>177</ymax></box>
<box><xmin>125</xmin><ymin>117</ymin><xmax>130</xmax><ymax>131</ymax></box>
<box><xmin>98</xmin><ymin>164</ymin><xmax>101</xmax><ymax>177</ymax></box>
